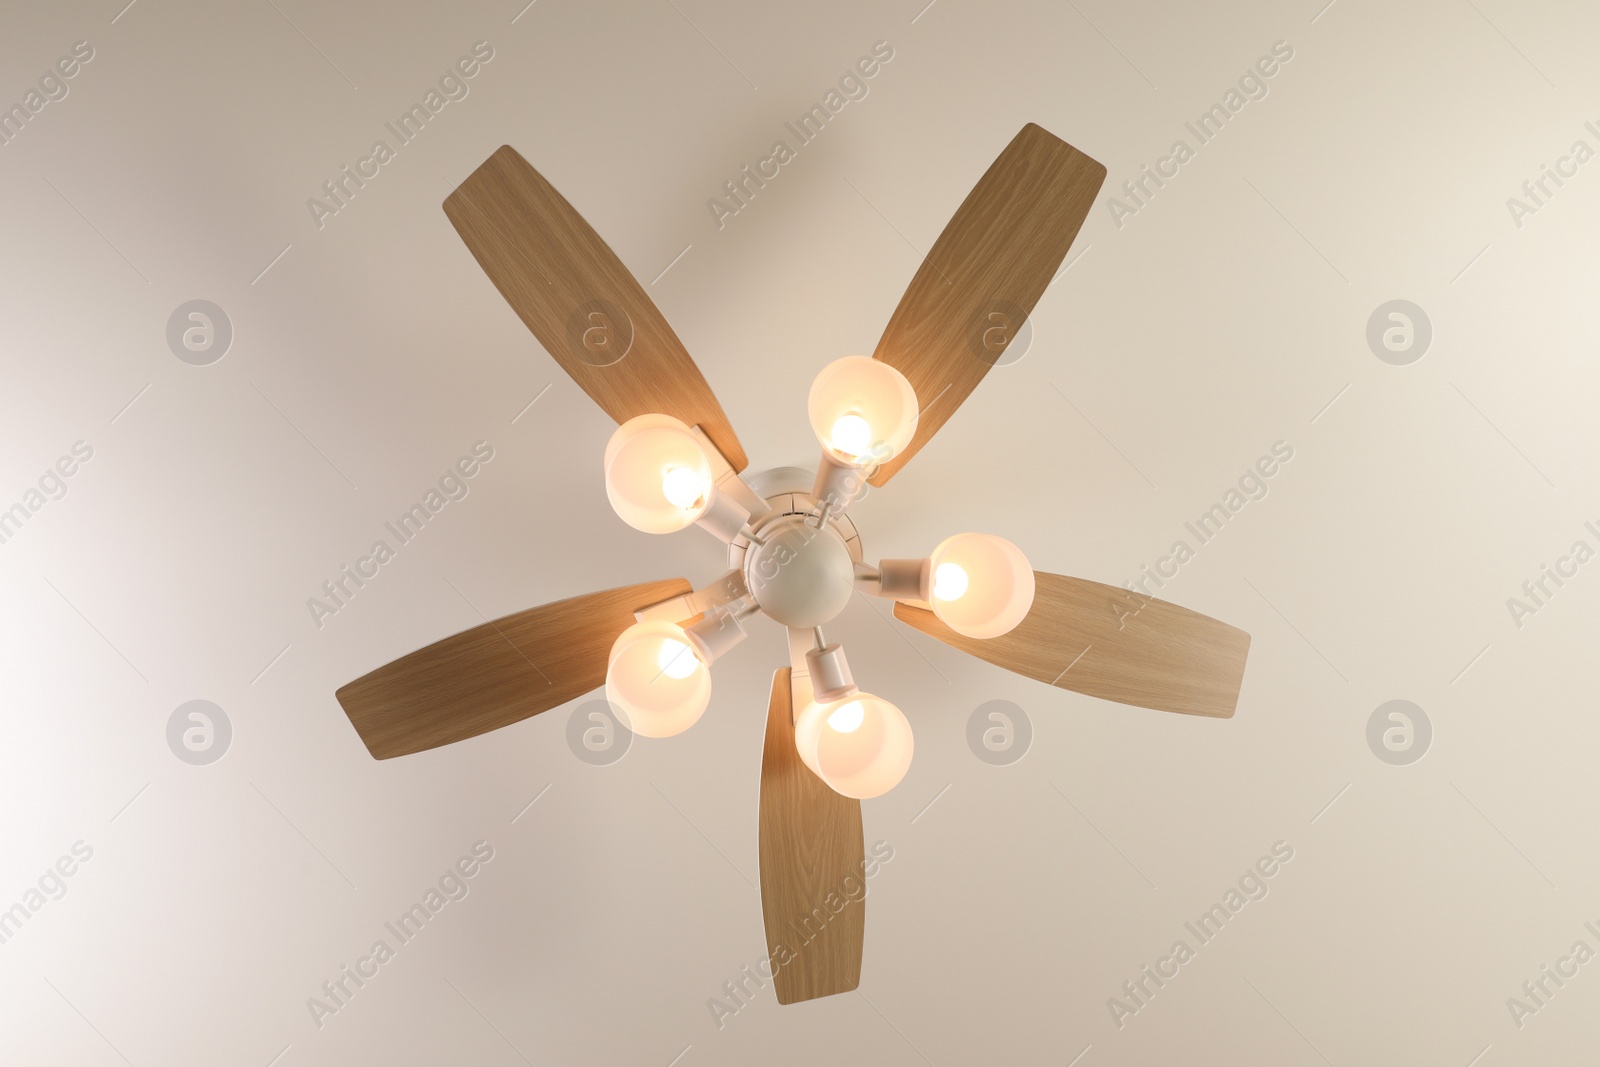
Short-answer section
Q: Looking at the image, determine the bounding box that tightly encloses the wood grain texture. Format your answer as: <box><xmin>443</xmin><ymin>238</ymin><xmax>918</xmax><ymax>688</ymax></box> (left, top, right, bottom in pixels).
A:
<box><xmin>758</xmin><ymin>669</ymin><xmax>866</xmax><ymax>1004</ymax></box>
<box><xmin>896</xmin><ymin>572</ymin><xmax>1250</xmax><ymax>718</ymax></box>
<box><xmin>868</xmin><ymin>124</ymin><xmax>1105</xmax><ymax>486</ymax></box>
<box><xmin>336</xmin><ymin>579</ymin><xmax>691</xmax><ymax>759</ymax></box>
<box><xmin>444</xmin><ymin>146</ymin><xmax>747</xmax><ymax>471</ymax></box>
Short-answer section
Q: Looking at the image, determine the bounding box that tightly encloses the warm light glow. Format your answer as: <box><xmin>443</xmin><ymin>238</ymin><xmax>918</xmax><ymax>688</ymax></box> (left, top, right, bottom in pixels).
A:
<box><xmin>933</xmin><ymin>562</ymin><xmax>969</xmax><ymax>602</ymax></box>
<box><xmin>605</xmin><ymin>621</ymin><xmax>710</xmax><ymax>738</ymax></box>
<box><xmin>794</xmin><ymin>692</ymin><xmax>914</xmax><ymax>799</ymax></box>
<box><xmin>604</xmin><ymin>415</ymin><xmax>714</xmax><ymax>534</ymax></box>
<box><xmin>826</xmin><ymin>699</ymin><xmax>864</xmax><ymax>733</ymax></box>
<box><xmin>808</xmin><ymin>356</ymin><xmax>919</xmax><ymax>467</ymax></box>
<box><xmin>927</xmin><ymin>534</ymin><xmax>1035</xmax><ymax>639</ymax></box>
<box><xmin>660</xmin><ymin>466</ymin><xmax>707</xmax><ymax>510</ymax></box>
<box><xmin>656</xmin><ymin>638</ymin><xmax>698</xmax><ymax>680</ymax></box>
<box><xmin>829</xmin><ymin>413</ymin><xmax>873</xmax><ymax>459</ymax></box>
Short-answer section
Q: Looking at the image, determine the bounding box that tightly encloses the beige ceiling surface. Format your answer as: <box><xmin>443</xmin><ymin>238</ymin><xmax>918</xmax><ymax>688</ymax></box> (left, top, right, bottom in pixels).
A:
<box><xmin>2</xmin><ymin>0</ymin><xmax>1598</xmax><ymax>1063</ymax></box>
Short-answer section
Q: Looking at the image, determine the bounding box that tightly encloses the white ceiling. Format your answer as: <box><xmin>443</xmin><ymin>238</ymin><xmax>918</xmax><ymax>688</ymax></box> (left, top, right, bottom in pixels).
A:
<box><xmin>3</xmin><ymin>0</ymin><xmax>1598</xmax><ymax>1063</ymax></box>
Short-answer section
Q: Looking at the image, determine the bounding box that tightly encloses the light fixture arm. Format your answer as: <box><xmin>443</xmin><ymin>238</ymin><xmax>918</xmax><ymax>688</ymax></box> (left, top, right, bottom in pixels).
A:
<box><xmin>858</xmin><ymin>557</ymin><xmax>932</xmax><ymax>603</ymax></box>
<box><xmin>635</xmin><ymin>569</ymin><xmax>749</xmax><ymax>624</ymax></box>
<box><xmin>810</xmin><ymin>451</ymin><xmax>873</xmax><ymax>523</ymax></box>
<box><xmin>694</xmin><ymin>487</ymin><xmax>753</xmax><ymax>543</ymax></box>
<box><xmin>804</xmin><ymin>640</ymin><xmax>858</xmax><ymax>704</ymax></box>
<box><xmin>682</xmin><ymin>603</ymin><xmax>750</xmax><ymax>663</ymax></box>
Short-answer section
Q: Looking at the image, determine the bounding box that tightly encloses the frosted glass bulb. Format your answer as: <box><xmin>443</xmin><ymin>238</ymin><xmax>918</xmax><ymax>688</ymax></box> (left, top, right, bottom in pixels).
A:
<box><xmin>794</xmin><ymin>692</ymin><xmax>914</xmax><ymax>799</ymax></box>
<box><xmin>928</xmin><ymin>534</ymin><xmax>1035</xmax><ymax>639</ymax></box>
<box><xmin>808</xmin><ymin>356</ymin><xmax>919</xmax><ymax>466</ymax></box>
<box><xmin>661</xmin><ymin>466</ymin><xmax>707</xmax><ymax>509</ymax></box>
<box><xmin>606</xmin><ymin>621</ymin><xmax>711</xmax><ymax>738</ymax></box>
<box><xmin>604</xmin><ymin>415</ymin><xmax>713</xmax><ymax>534</ymax></box>
<box><xmin>826</xmin><ymin>699</ymin><xmax>864</xmax><ymax>733</ymax></box>
<box><xmin>829</xmin><ymin>414</ymin><xmax>873</xmax><ymax>459</ymax></box>
<box><xmin>656</xmin><ymin>638</ymin><xmax>698</xmax><ymax>680</ymax></box>
<box><xmin>933</xmin><ymin>562</ymin><xmax>969</xmax><ymax>602</ymax></box>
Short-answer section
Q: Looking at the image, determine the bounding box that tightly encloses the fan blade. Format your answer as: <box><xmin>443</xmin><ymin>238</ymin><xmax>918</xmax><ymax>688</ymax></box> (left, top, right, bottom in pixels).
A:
<box><xmin>758</xmin><ymin>668</ymin><xmax>865</xmax><ymax>1004</ymax></box>
<box><xmin>868</xmin><ymin>123</ymin><xmax>1105</xmax><ymax>486</ymax></box>
<box><xmin>895</xmin><ymin>573</ymin><xmax>1250</xmax><ymax>718</ymax></box>
<box><xmin>336</xmin><ymin>579</ymin><xmax>691</xmax><ymax>759</ymax></box>
<box><xmin>444</xmin><ymin>146</ymin><xmax>747</xmax><ymax>471</ymax></box>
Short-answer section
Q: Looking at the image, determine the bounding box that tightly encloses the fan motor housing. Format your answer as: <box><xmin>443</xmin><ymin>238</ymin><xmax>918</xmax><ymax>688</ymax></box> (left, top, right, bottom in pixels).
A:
<box><xmin>731</xmin><ymin>469</ymin><xmax>863</xmax><ymax>629</ymax></box>
<box><xmin>743</xmin><ymin>516</ymin><xmax>855</xmax><ymax>628</ymax></box>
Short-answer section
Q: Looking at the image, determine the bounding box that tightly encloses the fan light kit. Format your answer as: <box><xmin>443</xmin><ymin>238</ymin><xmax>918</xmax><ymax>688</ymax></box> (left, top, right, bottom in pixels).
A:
<box><xmin>596</xmin><ymin>371</ymin><xmax>1015</xmax><ymax>801</ymax></box>
<box><xmin>336</xmin><ymin>124</ymin><xmax>1252</xmax><ymax>1004</ymax></box>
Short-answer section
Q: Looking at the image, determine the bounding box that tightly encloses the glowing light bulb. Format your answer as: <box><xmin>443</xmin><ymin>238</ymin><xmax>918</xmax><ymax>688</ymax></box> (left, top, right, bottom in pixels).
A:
<box><xmin>826</xmin><ymin>699</ymin><xmax>864</xmax><ymax>733</ymax></box>
<box><xmin>606</xmin><ymin>621</ymin><xmax>711</xmax><ymax>738</ymax></box>
<box><xmin>656</xmin><ymin>638</ymin><xmax>698</xmax><ymax>680</ymax></box>
<box><xmin>933</xmin><ymin>562</ymin><xmax>969</xmax><ymax>602</ymax></box>
<box><xmin>829</xmin><ymin>414</ymin><xmax>873</xmax><ymax>459</ymax></box>
<box><xmin>794</xmin><ymin>692</ymin><xmax>914</xmax><ymax>799</ymax></box>
<box><xmin>927</xmin><ymin>534</ymin><xmax>1035</xmax><ymax>639</ymax></box>
<box><xmin>661</xmin><ymin>466</ymin><xmax>706</xmax><ymax>509</ymax></box>
<box><xmin>808</xmin><ymin>356</ymin><xmax>918</xmax><ymax>466</ymax></box>
<box><xmin>604</xmin><ymin>415</ymin><xmax>714</xmax><ymax>534</ymax></box>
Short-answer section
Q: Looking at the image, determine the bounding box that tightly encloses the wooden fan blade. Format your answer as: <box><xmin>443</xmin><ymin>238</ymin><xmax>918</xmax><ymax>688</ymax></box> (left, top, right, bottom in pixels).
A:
<box><xmin>868</xmin><ymin>124</ymin><xmax>1105</xmax><ymax>486</ymax></box>
<box><xmin>336</xmin><ymin>579</ymin><xmax>691</xmax><ymax>759</ymax></box>
<box><xmin>895</xmin><ymin>573</ymin><xmax>1250</xmax><ymax>718</ymax></box>
<box><xmin>444</xmin><ymin>146</ymin><xmax>747</xmax><ymax>471</ymax></box>
<box><xmin>758</xmin><ymin>668</ymin><xmax>866</xmax><ymax>1004</ymax></box>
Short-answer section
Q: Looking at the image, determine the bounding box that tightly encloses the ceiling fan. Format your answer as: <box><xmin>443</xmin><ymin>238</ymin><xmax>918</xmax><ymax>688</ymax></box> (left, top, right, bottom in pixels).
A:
<box><xmin>335</xmin><ymin>124</ymin><xmax>1251</xmax><ymax>1005</ymax></box>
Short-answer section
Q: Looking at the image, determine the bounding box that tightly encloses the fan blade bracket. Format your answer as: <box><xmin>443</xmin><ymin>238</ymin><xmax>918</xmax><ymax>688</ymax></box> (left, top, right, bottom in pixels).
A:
<box><xmin>690</xmin><ymin>425</ymin><xmax>773</xmax><ymax>522</ymax></box>
<box><xmin>785</xmin><ymin>627</ymin><xmax>821</xmax><ymax>716</ymax></box>
<box><xmin>633</xmin><ymin>570</ymin><xmax>750</xmax><ymax>625</ymax></box>
<box><xmin>633</xmin><ymin>593</ymin><xmax>696</xmax><ymax>626</ymax></box>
